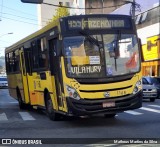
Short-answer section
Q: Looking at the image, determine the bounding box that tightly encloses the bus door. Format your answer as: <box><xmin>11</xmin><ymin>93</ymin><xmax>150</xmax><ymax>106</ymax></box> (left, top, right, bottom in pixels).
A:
<box><xmin>49</xmin><ymin>38</ymin><xmax>65</xmax><ymax>110</ymax></box>
<box><xmin>19</xmin><ymin>48</ymin><xmax>31</xmax><ymax>104</ymax></box>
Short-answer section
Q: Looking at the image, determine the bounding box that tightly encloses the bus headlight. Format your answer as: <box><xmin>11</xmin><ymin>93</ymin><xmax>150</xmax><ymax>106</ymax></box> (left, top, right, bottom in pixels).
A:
<box><xmin>133</xmin><ymin>80</ymin><xmax>142</xmax><ymax>94</ymax></box>
<box><xmin>66</xmin><ymin>85</ymin><xmax>80</xmax><ymax>100</ymax></box>
<box><xmin>152</xmin><ymin>89</ymin><xmax>157</xmax><ymax>92</ymax></box>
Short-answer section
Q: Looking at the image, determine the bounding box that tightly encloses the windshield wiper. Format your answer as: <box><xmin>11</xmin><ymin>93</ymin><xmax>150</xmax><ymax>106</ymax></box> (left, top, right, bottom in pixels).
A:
<box><xmin>114</xmin><ymin>31</ymin><xmax>121</xmax><ymax>71</ymax></box>
<box><xmin>79</xmin><ymin>31</ymin><xmax>104</xmax><ymax>61</ymax></box>
<box><xmin>79</xmin><ymin>31</ymin><xmax>102</xmax><ymax>48</ymax></box>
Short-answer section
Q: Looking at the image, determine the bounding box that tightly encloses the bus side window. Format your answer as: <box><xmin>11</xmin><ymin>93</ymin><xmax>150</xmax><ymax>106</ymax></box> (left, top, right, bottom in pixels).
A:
<box><xmin>48</xmin><ymin>38</ymin><xmax>57</xmax><ymax>75</ymax></box>
<box><xmin>5</xmin><ymin>53</ymin><xmax>10</xmax><ymax>73</ymax></box>
<box><xmin>37</xmin><ymin>37</ymin><xmax>48</xmax><ymax>69</ymax></box>
<box><xmin>31</xmin><ymin>41</ymin><xmax>39</xmax><ymax>69</ymax></box>
<box><xmin>8</xmin><ymin>52</ymin><xmax>14</xmax><ymax>73</ymax></box>
<box><xmin>14</xmin><ymin>49</ymin><xmax>20</xmax><ymax>72</ymax></box>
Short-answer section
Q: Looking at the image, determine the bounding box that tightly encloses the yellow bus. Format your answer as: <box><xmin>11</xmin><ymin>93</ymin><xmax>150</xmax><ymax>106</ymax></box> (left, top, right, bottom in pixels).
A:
<box><xmin>5</xmin><ymin>14</ymin><xmax>142</xmax><ymax>120</ymax></box>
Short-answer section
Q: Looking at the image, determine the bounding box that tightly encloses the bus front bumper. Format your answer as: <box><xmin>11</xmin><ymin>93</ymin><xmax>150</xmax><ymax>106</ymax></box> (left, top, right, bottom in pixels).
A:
<box><xmin>66</xmin><ymin>91</ymin><xmax>142</xmax><ymax>116</ymax></box>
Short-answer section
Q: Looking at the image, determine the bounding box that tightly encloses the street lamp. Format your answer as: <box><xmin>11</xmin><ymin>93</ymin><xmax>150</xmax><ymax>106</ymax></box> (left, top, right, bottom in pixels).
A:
<box><xmin>0</xmin><ymin>32</ymin><xmax>13</xmax><ymax>38</ymax></box>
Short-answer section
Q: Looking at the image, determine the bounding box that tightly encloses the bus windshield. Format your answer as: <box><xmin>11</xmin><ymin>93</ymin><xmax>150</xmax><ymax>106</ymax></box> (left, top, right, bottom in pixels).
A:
<box><xmin>63</xmin><ymin>33</ymin><xmax>140</xmax><ymax>78</ymax></box>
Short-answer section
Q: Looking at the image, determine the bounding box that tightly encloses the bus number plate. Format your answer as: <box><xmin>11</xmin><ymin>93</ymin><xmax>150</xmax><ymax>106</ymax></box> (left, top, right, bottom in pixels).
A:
<box><xmin>103</xmin><ymin>102</ymin><xmax>115</xmax><ymax>108</ymax></box>
<box><xmin>117</xmin><ymin>90</ymin><xmax>127</xmax><ymax>96</ymax></box>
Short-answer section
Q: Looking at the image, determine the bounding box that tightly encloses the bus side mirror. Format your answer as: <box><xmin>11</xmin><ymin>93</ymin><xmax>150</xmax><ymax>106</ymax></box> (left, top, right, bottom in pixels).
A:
<box><xmin>21</xmin><ymin>0</ymin><xmax>43</xmax><ymax>4</ymax></box>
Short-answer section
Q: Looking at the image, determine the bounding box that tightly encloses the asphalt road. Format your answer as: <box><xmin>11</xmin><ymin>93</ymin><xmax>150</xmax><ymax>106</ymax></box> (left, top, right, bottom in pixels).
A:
<box><xmin>0</xmin><ymin>89</ymin><xmax>160</xmax><ymax>147</ymax></box>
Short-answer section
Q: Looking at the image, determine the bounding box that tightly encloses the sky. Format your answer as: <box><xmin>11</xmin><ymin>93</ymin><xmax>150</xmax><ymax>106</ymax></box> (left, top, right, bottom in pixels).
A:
<box><xmin>112</xmin><ymin>0</ymin><xmax>159</xmax><ymax>15</ymax></box>
<box><xmin>0</xmin><ymin>0</ymin><xmax>38</xmax><ymax>56</ymax></box>
<box><xmin>0</xmin><ymin>0</ymin><xmax>159</xmax><ymax>56</ymax></box>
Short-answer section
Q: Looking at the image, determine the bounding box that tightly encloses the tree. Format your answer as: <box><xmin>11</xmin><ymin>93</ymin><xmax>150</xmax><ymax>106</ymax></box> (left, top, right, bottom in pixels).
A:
<box><xmin>47</xmin><ymin>7</ymin><xmax>70</xmax><ymax>25</ymax></box>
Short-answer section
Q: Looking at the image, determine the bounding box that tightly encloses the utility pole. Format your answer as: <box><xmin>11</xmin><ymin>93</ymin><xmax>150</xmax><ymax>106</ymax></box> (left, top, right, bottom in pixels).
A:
<box><xmin>102</xmin><ymin>0</ymin><xmax>104</xmax><ymax>14</ymax></box>
<box><xmin>132</xmin><ymin>0</ymin><xmax>135</xmax><ymax>19</ymax></box>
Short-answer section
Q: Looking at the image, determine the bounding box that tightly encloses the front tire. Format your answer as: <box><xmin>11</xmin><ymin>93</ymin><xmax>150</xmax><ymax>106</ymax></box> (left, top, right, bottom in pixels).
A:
<box><xmin>17</xmin><ymin>89</ymin><xmax>26</xmax><ymax>109</ymax></box>
<box><xmin>45</xmin><ymin>92</ymin><xmax>62</xmax><ymax>121</ymax></box>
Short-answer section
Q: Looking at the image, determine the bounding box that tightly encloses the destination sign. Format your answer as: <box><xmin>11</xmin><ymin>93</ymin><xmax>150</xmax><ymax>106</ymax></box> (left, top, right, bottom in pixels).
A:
<box><xmin>67</xmin><ymin>18</ymin><xmax>127</xmax><ymax>30</ymax></box>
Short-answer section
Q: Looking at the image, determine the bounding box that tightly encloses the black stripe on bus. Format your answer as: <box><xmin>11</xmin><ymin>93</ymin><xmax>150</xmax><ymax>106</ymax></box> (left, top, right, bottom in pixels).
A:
<box><xmin>79</xmin><ymin>85</ymin><xmax>132</xmax><ymax>93</ymax></box>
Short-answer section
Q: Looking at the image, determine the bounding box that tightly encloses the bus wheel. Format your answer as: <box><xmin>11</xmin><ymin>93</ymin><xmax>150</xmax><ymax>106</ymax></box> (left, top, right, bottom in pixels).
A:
<box><xmin>17</xmin><ymin>90</ymin><xmax>26</xmax><ymax>109</ymax></box>
<box><xmin>104</xmin><ymin>113</ymin><xmax>116</xmax><ymax>118</ymax></box>
<box><xmin>45</xmin><ymin>92</ymin><xmax>61</xmax><ymax>121</ymax></box>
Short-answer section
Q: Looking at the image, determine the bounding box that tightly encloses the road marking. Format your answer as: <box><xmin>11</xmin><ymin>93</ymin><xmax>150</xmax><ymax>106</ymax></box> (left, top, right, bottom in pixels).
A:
<box><xmin>0</xmin><ymin>113</ymin><xmax>8</xmax><ymax>121</ymax></box>
<box><xmin>19</xmin><ymin>112</ymin><xmax>35</xmax><ymax>121</ymax></box>
<box><xmin>0</xmin><ymin>102</ymin><xmax>18</xmax><ymax>104</ymax></box>
<box><xmin>148</xmin><ymin>105</ymin><xmax>160</xmax><ymax>108</ymax></box>
<box><xmin>124</xmin><ymin>110</ymin><xmax>143</xmax><ymax>115</ymax></box>
<box><xmin>9</xmin><ymin>102</ymin><xmax>18</xmax><ymax>104</ymax></box>
<box><xmin>140</xmin><ymin>107</ymin><xmax>160</xmax><ymax>113</ymax></box>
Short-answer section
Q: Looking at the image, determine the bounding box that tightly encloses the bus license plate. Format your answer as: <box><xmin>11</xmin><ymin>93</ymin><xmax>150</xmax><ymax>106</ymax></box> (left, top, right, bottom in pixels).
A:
<box><xmin>103</xmin><ymin>102</ymin><xmax>115</xmax><ymax>108</ymax></box>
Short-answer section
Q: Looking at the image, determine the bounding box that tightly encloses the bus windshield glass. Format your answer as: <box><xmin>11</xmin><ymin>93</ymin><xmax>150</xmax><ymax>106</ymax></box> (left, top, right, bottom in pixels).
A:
<box><xmin>63</xmin><ymin>33</ymin><xmax>140</xmax><ymax>78</ymax></box>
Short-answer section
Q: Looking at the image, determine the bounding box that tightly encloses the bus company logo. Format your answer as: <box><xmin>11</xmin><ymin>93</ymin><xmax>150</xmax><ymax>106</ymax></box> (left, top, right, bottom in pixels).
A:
<box><xmin>2</xmin><ymin>139</ymin><xmax>11</xmax><ymax>145</ymax></box>
<box><xmin>104</xmin><ymin>92</ymin><xmax>110</xmax><ymax>98</ymax></box>
<box><xmin>147</xmin><ymin>41</ymin><xmax>157</xmax><ymax>51</ymax></box>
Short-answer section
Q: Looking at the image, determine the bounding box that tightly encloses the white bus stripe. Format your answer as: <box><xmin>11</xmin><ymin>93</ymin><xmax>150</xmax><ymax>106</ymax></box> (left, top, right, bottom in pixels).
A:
<box><xmin>0</xmin><ymin>113</ymin><xmax>8</xmax><ymax>121</ymax></box>
<box><xmin>19</xmin><ymin>112</ymin><xmax>35</xmax><ymax>121</ymax></box>
<box><xmin>124</xmin><ymin>110</ymin><xmax>143</xmax><ymax>115</ymax></box>
<box><xmin>140</xmin><ymin>107</ymin><xmax>160</xmax><ymax>113</ymax></box>
<box><xmin>148</xmin><ymin>105</ymin><xmax>160</xmax><ymax>108</ymax></box>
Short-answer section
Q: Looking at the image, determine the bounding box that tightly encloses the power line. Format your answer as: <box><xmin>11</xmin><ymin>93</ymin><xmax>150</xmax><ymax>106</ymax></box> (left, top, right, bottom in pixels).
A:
<box><xmin>2</xmin><ymin>12</ymin><xmax>38</xmax><ymax>22</ymax></box>
<box><xmin>0</xmin><ymin>4</ymin><xmax>49</xmax><ymax>21</ymax></box>
<box><xmin>1</xmin><ymin>16</ymin><xmax>42</xmax><ymax>26</ymax></box>
<box><xmin>42</xmin><ymin>2</ymin><xmax>125</xmax><ymax>9</ymax></box>
<box><xmin>0</xmin><ymin>4</ymin><xmax>37</xmax><ymax>17</ymax></box>
<box><xmin>0</xmin><ymin>0</ymin><xmax>3</xmax><ymax>20</ymax></box>
<box><xmin>2</xmin><ymin>12</ymin><xmax>48</xmax><ymax>23</ymax></box>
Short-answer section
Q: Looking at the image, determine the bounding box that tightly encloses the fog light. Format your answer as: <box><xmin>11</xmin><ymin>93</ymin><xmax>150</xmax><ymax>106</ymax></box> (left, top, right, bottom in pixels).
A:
<box><xmin>133</xmin><ymin>86</ymin><xmax>138</xmax><ymax>93</ymax></box>
<box><xmin>73</xmin><ymin>92</ymin><xmax>78</xmax><ymax>98</ymax></box>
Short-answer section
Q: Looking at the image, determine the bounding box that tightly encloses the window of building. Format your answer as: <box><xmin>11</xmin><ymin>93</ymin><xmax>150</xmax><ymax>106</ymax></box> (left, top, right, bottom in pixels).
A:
<box><xmin>135</xmin><ymin>14</ymin><xmax>141</xmax><ymax>24</ymax></box>
<box><xmin>141</xmin><ymin>11</ymin><xmax>148</xmax><ymax>23</ymax></box>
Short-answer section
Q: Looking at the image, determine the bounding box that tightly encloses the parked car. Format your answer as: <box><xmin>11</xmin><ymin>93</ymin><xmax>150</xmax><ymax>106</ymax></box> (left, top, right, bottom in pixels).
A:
<box><xmin>144</xmin><ymin>76</ymin><xmax>160</xmax><ymax>98</ymax></box>
<box><xmin>154</xmin><ymin>77</ymin><xmax>160</xmax><ymax>84</ymax></box>
<box><xmin>0</xmin><ymin>76</ymin><xmax>8</xmax><ymax>88</ymax></box>
<box><xmin>142</xmin><ymin>77</ymin><xmax>160</xmax><ymax>102</ymax></box>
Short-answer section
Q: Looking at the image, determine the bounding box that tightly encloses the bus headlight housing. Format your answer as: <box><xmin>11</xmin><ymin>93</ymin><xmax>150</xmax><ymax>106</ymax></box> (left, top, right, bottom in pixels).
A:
<box><xmin>133</xmin><ymin>80</ymin><xmax>142</xmax><ymax>94</ymax></box>
<box><xmin>152</xmin><ymin>89</ymin><xmax>157</xmax><ymax>92</ymax></box>
<box><xmin>66</xmin><ymin>85</ymin><xmax>80</xmax><ymax>100</ymax></box>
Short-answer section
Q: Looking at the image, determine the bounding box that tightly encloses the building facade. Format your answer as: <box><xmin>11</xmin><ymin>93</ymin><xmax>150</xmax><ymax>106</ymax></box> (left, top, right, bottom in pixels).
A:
<box><xmin>85</xmin><ymin>0</ymin><xmax>125</xmax><ymax>14</ymax></box>
<box><xmin>38</xmin><ymin>0</ymin><xmax>125</xmax><ymax>28</ymax></box>
<box><xmin>135</xmin><ymin>5</ymin><xmax>160</xmax><ymax>76</ymax></box>
<box><xmin>38</xmin><ymin>0</ymin><xmax>85</xmax><ymax>28</ymax></box>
